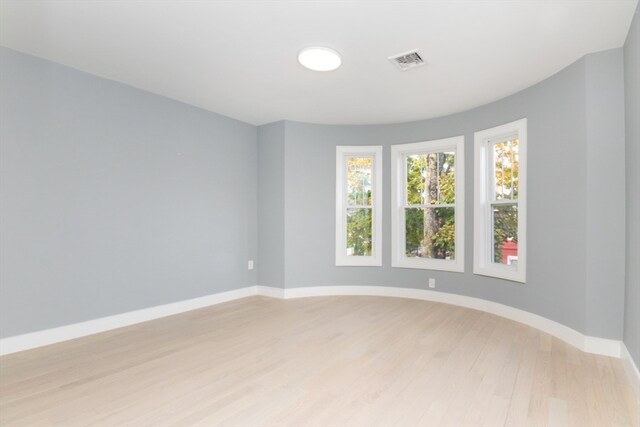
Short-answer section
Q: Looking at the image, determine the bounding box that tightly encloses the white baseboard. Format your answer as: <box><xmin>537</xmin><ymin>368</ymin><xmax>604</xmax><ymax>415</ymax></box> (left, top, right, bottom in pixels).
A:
<box><xmin>583</xmin><ymin>336</ymin><xmax>622</xmax><ymax>358</ymax></box>
<box><xmin>1</xmin><ymin>284</ymin><xmax>625</xmax><ymax>361</ymax></box>
<box><xmin>256</xmin><ymin>285</ymin><xmax>285</xmax><ymax>299</ymax></box>
<box><xmin>259</xmin><ymin>285</ymin><xmax>622</xmax><ymax>358</ymax></box>
<box><xmin>621</xmin><ymin>343</ymin><xmax>640</xmax><ymax>397</ymax></box>
<box><xmin>0</xmin><ymin>286</ymin><xmax>257</xmax><ymax>356</ymax></box>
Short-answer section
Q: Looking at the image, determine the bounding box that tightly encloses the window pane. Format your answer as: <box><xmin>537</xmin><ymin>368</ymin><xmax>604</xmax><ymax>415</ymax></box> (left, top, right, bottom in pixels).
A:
<box><xmin>347</xmin><ymin>157</ymin><xmax>373</xmax><ymax>206</ymax></box>
<box><xmin>405</xmin><ymin>207</ymin><xmax>455</xmax><ymax>259</ymax></box>
<box><xmin>492</xmin><ymin>204</ymin><xmax>518</xmax><ymax>265</ymax></box>
<box><xmin>347</xmin><ymin>208</ymin><xmax>372</xmax><ymax>256</ymax></box>
<box><xmin>406</xmin><ymin>152</ymin><xmax>455</xmax><ymax>205</ymax></box>
<box><xmin>493</xmin><ymin>139</ymin><xmax>519</xmax><ymax>201</ymax></box>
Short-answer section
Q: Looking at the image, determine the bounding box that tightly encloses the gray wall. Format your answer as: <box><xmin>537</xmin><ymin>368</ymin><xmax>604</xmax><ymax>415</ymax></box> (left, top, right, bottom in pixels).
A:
<box><xmin>262</xmin><ymin>49</ymin><xmax>627</xmax><ymax>339</ymax></box>
<box><xmin>258</xmin><ymin>121</ymin><xmax>285</xmax><ymax>288</ymax></box>
<box><xmin>584</xmin><ymin>49</ymin><xmax>626</xmax><ymax>339</ymax></box>
<box><xmin>624</xmin><ymin>6</ymin><xmax>640</xmax><ymax>368</ymax></box>
<box><xmin>0</xmin><ymin>47</ymin><xmax>258</xmax><ymax>338</ymax></box>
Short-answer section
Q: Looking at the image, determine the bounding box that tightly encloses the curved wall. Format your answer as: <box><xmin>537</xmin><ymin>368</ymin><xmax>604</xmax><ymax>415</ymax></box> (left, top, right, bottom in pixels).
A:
<box><xmin>259</xmin><ymin>48</ymin><xmax>626</xmax><ymax>340</ymax></box>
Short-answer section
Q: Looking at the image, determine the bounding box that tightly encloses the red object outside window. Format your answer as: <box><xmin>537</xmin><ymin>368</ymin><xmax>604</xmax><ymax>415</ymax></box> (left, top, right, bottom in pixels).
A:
<box><xmin>502</xmin><ymin>241</ymin><xmax>518</xmax><ymax>264</ymax></box>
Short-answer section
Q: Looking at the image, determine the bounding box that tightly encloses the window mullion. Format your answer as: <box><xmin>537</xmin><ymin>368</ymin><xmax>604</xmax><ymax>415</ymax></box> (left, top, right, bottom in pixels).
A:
<box><xmin>490</xmin><ymin>199</ymin><xmax>518</xmax><ymax>206</ymax></box>
<box><xmin>404</xmin><ymin>204</ymin><xmax>455</xmax><ymax>208</ymax></box>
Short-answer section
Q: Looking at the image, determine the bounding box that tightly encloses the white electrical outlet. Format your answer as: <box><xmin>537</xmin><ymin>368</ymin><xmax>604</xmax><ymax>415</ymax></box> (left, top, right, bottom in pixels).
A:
<box><xmin>248</xmin><ymin>260</ymin><xmax>254</xmax><ymax>270</ymax></box>
<box><xmin>428</xmin><ymin>278</ymin><xmax>435</xmax><ymax>289</ymax></box>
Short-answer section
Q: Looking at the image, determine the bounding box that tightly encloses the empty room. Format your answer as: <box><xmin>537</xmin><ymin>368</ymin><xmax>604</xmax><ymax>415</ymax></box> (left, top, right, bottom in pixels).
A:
<box><xmin>1</xmin><ymin>0</ymin><xmax>639</xmax><ymax>426</ymax></box>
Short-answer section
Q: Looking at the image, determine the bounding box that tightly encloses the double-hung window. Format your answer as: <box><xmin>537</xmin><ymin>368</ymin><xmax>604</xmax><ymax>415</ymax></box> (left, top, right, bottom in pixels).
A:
<box><xmin>335</xmin><ymin>146</ymin><xmax>383</xmax><ymax>266</ymax></box>
<box><xmin>474</xmin><ymin>119</ymin><xmax>527</xmax><ymax>282</ymax></box>
<box><xmin>391</xmin><ymin>136</ymin><xmax>464</xmax><ymax>271</ymax></box>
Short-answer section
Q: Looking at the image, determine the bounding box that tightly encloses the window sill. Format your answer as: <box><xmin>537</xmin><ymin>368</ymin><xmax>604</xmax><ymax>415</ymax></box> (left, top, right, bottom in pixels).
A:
<box><xmin>336</xmin><ymin>257</ymin><xmax>382</xmax><ymax>267</ymax></box>
<box><xmin>392</xmin><ymin>258</ymin><xmax>464</xmax><ymax>272</ymax></box>
<box><xmin>473</xmin><ymin>266</ymin><xmax>525</xmax><ymax>283</ymax></box>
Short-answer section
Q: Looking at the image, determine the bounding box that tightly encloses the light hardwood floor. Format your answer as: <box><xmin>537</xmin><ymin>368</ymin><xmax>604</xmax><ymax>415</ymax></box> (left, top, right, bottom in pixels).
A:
<box><xmin>1</xmin><ymin>296</ymin><xmax>638</xmax><ymax>426</ymax></box>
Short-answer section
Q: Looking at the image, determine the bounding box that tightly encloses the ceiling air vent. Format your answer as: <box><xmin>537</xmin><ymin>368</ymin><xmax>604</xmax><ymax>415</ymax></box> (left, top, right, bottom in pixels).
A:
<box><xmin>388</xmin><ymin>50</ymin><xmax>425</xmax><ymax>71</ymax></box>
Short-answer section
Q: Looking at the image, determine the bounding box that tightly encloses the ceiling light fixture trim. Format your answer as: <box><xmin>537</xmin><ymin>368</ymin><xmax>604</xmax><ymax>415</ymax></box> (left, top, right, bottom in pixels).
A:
<box><xmin>298</xmin><ymin>47</ymin><xmax>342</xmax><ymax>71</ymax></box>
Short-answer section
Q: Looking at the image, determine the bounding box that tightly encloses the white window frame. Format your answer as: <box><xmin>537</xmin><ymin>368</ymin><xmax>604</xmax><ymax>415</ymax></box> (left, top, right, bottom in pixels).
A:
<box><xmin>391</xmin><ymin>136</ymin><xmax>465</xmax><ymax>272</ymax></box>
<box><xmin>474</xmin><ymin>119</ymin><xmax>527</xmax><ymax>283</ymax></box>
<box><xmin>335</xmin><ymin>146</ymin><xmax>383</xmax><ymax>266</ymax></box>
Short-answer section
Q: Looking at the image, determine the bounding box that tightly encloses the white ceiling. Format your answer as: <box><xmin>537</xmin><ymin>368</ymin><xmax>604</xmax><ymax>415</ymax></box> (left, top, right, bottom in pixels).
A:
<box><xmin>1</xmin><ymin>0</ymin><xmax>637</xmax><ymax>126</ymax></box>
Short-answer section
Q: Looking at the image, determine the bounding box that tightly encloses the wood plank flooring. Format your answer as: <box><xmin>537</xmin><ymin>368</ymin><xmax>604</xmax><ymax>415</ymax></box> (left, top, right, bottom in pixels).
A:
<box><xmin>1</xmin><ymin>296</ymin><xmax>638</xmax><ymax>426</ymax></box>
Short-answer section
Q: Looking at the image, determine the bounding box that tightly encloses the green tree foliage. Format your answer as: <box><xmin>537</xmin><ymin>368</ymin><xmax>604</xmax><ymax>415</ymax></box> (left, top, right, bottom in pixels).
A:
<box><xmin>343</xmin><ymin>141</ymin><xmax>519</xmax><ymax>262</ymax></box>
<box><xmin>492</xmin><ymin>139</ymin><xmax>519</xmax><ymax>262</ymax></box>
<box><xmin>405</xmin><ymin>152</ymin><xmax>455</xmax><ymax>259</ymax></box>
<box><xmin>347</xmin><ymin>208</ymin><xmax>372</xmax><ymax>256</ymax></box>
<box><xmin>493</xmin><ymin>205</ymin><xmax>518</xmax><ymax>262</ymax></box>
<box><xmin>346</xmin><ymin>157</ymin><xmax>373</xmax><ymax>256</ymax></box>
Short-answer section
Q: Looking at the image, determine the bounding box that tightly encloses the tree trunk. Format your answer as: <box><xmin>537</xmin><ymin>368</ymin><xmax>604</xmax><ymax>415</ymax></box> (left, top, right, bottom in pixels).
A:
<box><xmin>420</xmin><ymin>154</ymin><xmax>439</xmax><ymax>257</ymax></box>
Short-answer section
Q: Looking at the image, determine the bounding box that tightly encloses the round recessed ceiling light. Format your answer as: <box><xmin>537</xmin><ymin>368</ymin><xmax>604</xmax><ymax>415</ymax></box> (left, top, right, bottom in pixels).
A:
<box><xmin>298</xmin><ymin>47</ymin><xmax>342</xmax><ymax>71</ymax></box>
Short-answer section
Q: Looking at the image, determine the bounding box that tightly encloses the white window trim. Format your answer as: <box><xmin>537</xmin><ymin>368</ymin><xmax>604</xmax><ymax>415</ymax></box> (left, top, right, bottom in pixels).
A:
<box><xmin>391</xmin><ymin>136</ymin><xmax>465</xmax><ymax>272</ymax></box>
<box><xmin>474</xmin><ymin>119</ymin><xmax>527</xmax><ymax>283</ymax></box>
<box><xmin>335</xmin><ymin>145</ymin><xmax>383</xmax><ymax>266</ymax></box>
